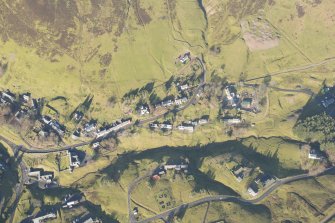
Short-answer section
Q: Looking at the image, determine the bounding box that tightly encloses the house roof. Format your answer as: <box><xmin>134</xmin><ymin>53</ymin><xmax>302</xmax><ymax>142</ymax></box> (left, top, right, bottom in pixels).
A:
<box><xmin>241</xmin><ymin>98</ymin><xmax>252</xmax><ymax>107</ymax></box>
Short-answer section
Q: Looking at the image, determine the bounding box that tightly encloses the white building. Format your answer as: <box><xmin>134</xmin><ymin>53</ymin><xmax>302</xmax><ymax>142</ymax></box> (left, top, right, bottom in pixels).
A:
<box><xmin>32</xmin><ymin>212</ymin><xmax>56</xmax><ymax>223</ymax></box>
<box><xmin>160</xmin><ymin>124</ymin><xmax>173</xmax><ymax>130</ymax></box>
<box><xmin>149</xmin><ymin>123</ymin><xmax>159</xmax><ymax>129</ymax></box>
<box><xmin>164</xmin><ymin>164</ymin><xmax>188</xmax><ymax>171</ymax></box>
<box><xmin>174</xmin><ymin>97</ymin><xmax>188</xmax><ymax>106</ymax></box>
<box><xmin>178</xmin><ymin>52</ymin><xmax>191</xmax><ymax>64</ymax></box>
<box><xmin>223</xmin><ymin>118</ymin><xmax>241</xmax><ymax>125</ymax></box>
<box><xmin>308</xmin><ymin>149</ymin><xmax>323</xmax><ymax>160</ymax></box>
<box><xmin>247</xmin><ymin>186</ymin><xmax>258</xmax><ymax>197</ymax></box>
<box><xmin>68</xmin><ymin>151</ymin><xmax>81</xmax><ymax>169</ymax></box>
<box><xmin>198</xmin><ymin>119</ymin><xmax>209</xmax><ymax>125</ymax></box>
<box><xmin>138</xmin><ymin>105</ymin><xmax>150</xmax><ymax>115</ymax></box>
<box><xmin>92</xmin><ymin>142</ymin><xmax>100</xmax><ymax>149</ymax></box>
<box><xmin>95</xmin><ymin>119</ymin><xmax>131</xmax><ymax>138</ymax></box>
<box><xmin>42</xmin><ymin>116</ymin><xmax>52</xmax><ymax>125</ymax></box>
<box><xmin>177</xmin><ymin>125</ymin><xmax>194</xmax><ymax>133</ymax></box>
<box><xmin>180</xmin><ymin>84</ymin><xmax>189</xmax><ymax>91</ymax></box>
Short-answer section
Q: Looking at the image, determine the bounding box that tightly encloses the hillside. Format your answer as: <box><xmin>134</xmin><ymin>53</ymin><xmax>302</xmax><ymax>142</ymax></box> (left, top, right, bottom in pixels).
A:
<box><xmin>1</xmin><ymin>1</ymin><xmax>335</xmax><ymax>223</ymax></box>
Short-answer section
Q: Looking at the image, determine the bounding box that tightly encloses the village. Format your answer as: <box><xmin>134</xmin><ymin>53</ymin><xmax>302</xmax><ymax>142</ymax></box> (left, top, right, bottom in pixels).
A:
<box><xmin>0</xmin><ymin>51</ymin><xmax>333</xmax><ymax>223</ymax></box>
<box><xmin>0</xmin><ymin>51</ymin><xmax>271</xmax><ymax>148</ymax></box>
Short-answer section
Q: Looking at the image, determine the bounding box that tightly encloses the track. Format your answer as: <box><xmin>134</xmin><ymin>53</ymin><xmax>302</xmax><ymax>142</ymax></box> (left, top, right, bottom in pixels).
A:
<box><xmin>244</xmin><ymin>57</ymin><xmax>335</xmax><ymax>83</ymax></box>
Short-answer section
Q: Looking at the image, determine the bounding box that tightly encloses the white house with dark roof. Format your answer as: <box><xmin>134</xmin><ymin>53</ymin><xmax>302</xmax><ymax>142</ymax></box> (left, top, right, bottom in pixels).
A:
<box><xmin>174</xmin><ymin>97</ymin><xmax>188</xmax><ymax>106</ymax></box>
<box><xmin>178</xmin><ymin>52</ymin><xmax>191</xmax><ymax>64</ymax></box>
<box><xmin>161</xmin><ymin>99</ymin><xmax>174</xmax><ymax>107</ymax></box>
<box><xmin>68</xmin><ymin>150</ymin><xmax>81</xmax><ymax>170</ymax></box>
<box><xmin>247</xmin><ymin>184</ymin><xmax>259</xmax><ymax>197</ymax></box>
<box><xmin>42</xmin><ymin>115</ymin><xmax>52</xmax><ymax>125</ymax></box>
<box><xmin>177</xmin><ymin>125</ymin><xmax>194</xmax><ymax>133</ymax></box>
<box><xmin>92</xmin><ymin>142</ymin><xmax>100</xmax><ymax>149</ymax></box>
<box><xmin>164</xmin><ymin>164</ymin><xmax>188</xmax><ymax>171</ymax></box>
<box><xmin>138</xmin><ymin>105</ymin><xmax>150</xmax><ymax>115</ymax></box>
<box><xmin>149</xmin><ymin>123</ymin><xmax>159</xmax><ymax>129</ymax></box>
<box><xmin>32</xmin><ymin>212</ymin><xmax>57</xmax><ymax>223</ymax></box>
<box><xmin>20</xmin><ymin>92</ymin><xmax>31</xmax><ymax>103</ymax></box>
<box><xmin>84</xmin><ymin>121</ymin><xmax>97</xmax><ymax>133</ymax></box>
<box><xmin>28</xmin><ymin>168</ymin><xmax>54</xmax><ymax>184</ymax></box>
<box><xmin>1</xmin><ymin>90</ymin><xmax>16</xmax><ymax>103</ymax></box>
<box><xmin>50</xmin><ymin>120</ymin><xmax>65</xmax><ymax>135</ymax></box>
<box><xmin>159</xmin><ymin>123</ymin><xmax>173</xmax><ymax>130</ymax></box>
<box><xmin>198</xmin><ymin>118</ymin><xmax>209</xmax><ymax>125</ymax></box>
<box><xmin>308</xmin><ymin>149</ymin><xmax>323</xmax><ymax>160</ymax></box>
<box><xmin>74</xmin><ymin>111</ymin><xmax>84</xmax><ymax>121</ymax></box>
<box><xmin>223</xmin><ymin>118</ymin><xmax>241</xmax><ymax>125</ymax></box>
<box><xmin>95</xmin><ymin>119</ymin><xmax>131</xmax><ymax>138</ymax></box>
<box><xmin>179</xmin><ymin>84</ymin><xmax>189</xmax><ymax>91</ymax></box>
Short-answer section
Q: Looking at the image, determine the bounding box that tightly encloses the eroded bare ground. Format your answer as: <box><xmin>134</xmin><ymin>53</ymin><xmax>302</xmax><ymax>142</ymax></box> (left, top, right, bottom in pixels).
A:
<box><xmin>203</xmin><ymin>0</ymin><xmax>268</xmax><ymax>44</ymax></box>
<box><xmin>241</xmin><ymin>18</ymin><xmax>280</xmax><ymax>51</ymax></box>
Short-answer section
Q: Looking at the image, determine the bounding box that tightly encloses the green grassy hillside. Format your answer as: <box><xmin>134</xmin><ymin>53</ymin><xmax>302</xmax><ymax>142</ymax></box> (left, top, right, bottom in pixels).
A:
<box><xmin>1</xmin><ymin>1</ymin><xmax>335</xmax><ymax>222</ymax></box>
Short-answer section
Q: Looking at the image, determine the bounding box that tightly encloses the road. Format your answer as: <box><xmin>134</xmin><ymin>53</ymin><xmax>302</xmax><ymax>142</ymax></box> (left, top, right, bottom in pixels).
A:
<box><xmin>128</xmin><ymin>169</ymin><xmax>157</xmax><ymax>223</ymax></box>
<box><xmin>0</xmin><ymin>57</ymin><xmax>205</xmax><ymax>222</ymax></box>
<box><xmin>320</xmin><ymin>207</ymin><xmax>335</xmax><ymax>223</ymax></box>
<box><xmin>129</xmin><ymin>167</ymin><xmax>335</xmax><ymax>223</ymax></box>
<box><xmin>244</xmin><ymin>57</ymin><xmax>335</xmax><ymax>82</ymax></box>
<box><xmin>128</xmin><ymin>58</ymin><xmax>206</xmax><ymax>222</ymax></box>
<box><xmin>4</xmin><ymin>57</ymin><xmax>206</xmax><ymax>155</ymax></box>
<box><xmin>269</xmin><ymin>86</ymin><xmax>314</xmax><ymax>96</ymax></box>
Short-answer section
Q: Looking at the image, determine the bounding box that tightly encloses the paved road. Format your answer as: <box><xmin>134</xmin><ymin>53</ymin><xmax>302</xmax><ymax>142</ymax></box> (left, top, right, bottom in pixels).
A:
<box><xmin>7</xmin><ymin>57</ymin><xmax>206</xmax><ymax>155</ymax></box>
<box><xmin>320</xmin><ymin>208</ymin><xmax>335</xmax><ymax>223</ymax></box>
<box><xmin>128</xmin><ymin>58</ymin><xmax>206</xmax><ymax>222</ymax></box>
<box><xmin>130</xmin><ymin>167</ymin><xmax>335</xmax><ymax>223</ymax></box>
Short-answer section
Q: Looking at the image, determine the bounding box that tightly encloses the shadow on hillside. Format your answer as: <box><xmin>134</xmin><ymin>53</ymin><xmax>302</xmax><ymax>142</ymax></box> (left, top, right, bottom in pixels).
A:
<box><xmin>26</xmin><ymin>185</ymin><xmax>120</xmax><ymax>222</ymax></box>
<box><xmin>0</xmin><ymin>143</ymin><xmax>19</xmax><ymax>222</ymax></box>
<box><xmin>295</xmin><ymin>80</ymin><xmax>335</xmax><ymax>123</ymax></box>
<box><xmin>101</xmin><ymin>138</ymin><xmax>306</xmax><ymax>194</ymax></box>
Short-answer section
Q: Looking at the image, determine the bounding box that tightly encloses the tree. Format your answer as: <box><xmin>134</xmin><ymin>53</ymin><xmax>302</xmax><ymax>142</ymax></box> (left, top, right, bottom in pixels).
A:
<box><xmin>294</xmin><ymin>113</ymin><xmax>335</xmax><ymax>142</ymax></box>
<box><xmin>259</xmin><ymin>97</ymin><xmax>267</xmax><ymax>106</ymax></box>
<box><xmin>263</xmin><ymin>75</ymin><xmax>272</xmax><ymax>86</ymax></box>
<box><xmin>239</xmin><ymin>72</ymin><xmax>248</xmax><ymax>82</ymax></box>
<box><xmin>149</xmin><ymin>92</ymin><xmax>161</xmax><ymax>106</ymax></box>
<box><xmin>165</xmin><ymin>76</ymin><xmax>174</xmax><ymax>91</ymax></box>
<box><xmin>100</xmin><ymin>136</ymin><xmax>119</xmax><ymax>150</ymax></box>
<box><xmin>107</xmin><ymin>96</ymin><xmax>117</xmax><ymax>107</ymax></box>
<box><xmin>206</xmin><ymin>169</ymin><xmax>216</xmax><ymax>180</ymax></box>
<box><xmin>142</xmin><ymin>82</ymin><xmax>155</xmax><ymax>93</ymax></box>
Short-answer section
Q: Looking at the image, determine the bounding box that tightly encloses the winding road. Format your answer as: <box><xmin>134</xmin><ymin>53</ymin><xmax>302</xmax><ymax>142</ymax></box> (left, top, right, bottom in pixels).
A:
<box><xmin>6</xmin><ymin>57</ymin><xmax>206</xmax><ymax>154</ymax></box>
<box><xmin>129</xmin><ymin>167</ymin><xmax>335</xmax><ymax>223</ymax></box>
<box><xmin>0</xmin><ymin>57</ymin><xmax>206</xmax><ymax>222</ymax></box>
<box><xmin>1</xmin><ymin>56</ymin><xmax>334</xmax><ymax>223</ymax></box>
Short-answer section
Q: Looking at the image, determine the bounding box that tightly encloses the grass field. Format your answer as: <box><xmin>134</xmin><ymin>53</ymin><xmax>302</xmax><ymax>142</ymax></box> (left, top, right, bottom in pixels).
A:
<box><xmin>262</xmin><ymin>174</ymin><xmax>335</xmax><ymax>223</ymax></box>
<box><xmin>204</xmin><ymin>201</ymin><xmax>271</xmax><ymax>223</ymax></box>
<box><xmin>0</xmin><ymin>0</ymin><xmax>206</xmax><ymax>124</ymax></box>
